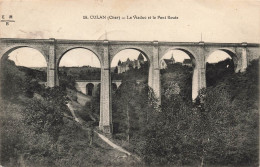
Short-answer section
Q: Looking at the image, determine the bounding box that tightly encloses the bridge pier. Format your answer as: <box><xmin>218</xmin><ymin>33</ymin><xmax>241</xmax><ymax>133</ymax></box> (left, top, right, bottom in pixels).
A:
<box><xmin>148</xmin><ymin>63</ymin><xmax>153</xmax><ymax>89</ymax></box>
<box><xmin>192</xmin><ymin>67</ymin><xmax>199</xmax><ymax>100</ymax></box>
<box><xmin>192</xmin><ymin>67</ymin><xmax>206</xmax><ymax>101</ymax></box>
<box><xmin>235</xmin><ymin>46</ymin><xmax>247</xmax><ymax>73</ymax></box>
<box><xmin>150</xmin><ymin>41</ymin><xmax>161</xmax><ymax>103</ymax></box>
<box><xmin>47</xmin><ymin>39</ymin><xmax>57</xmax><ymax>87</ymax></box>
<box><xmin>99</xmin><ymin>40</ymin><xmax>113</xmax><ymax>134</ymax></box>
<box><xmin>92</xmin><ymin>83</ymin><xmax>99</xmax><ymax>96</ymax></box>
<box><xmin>192</xmin><ymin>47</ymin><xmax>206</xmax><ymax>101</ymax></box>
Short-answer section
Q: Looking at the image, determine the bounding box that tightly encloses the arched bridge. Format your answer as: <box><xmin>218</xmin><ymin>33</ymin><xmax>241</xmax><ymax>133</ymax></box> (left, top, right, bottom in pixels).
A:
<box><xmin>0</xmin><ymin>38</ymin><xmax>259</xmax><ymax>133</ymax></box>
<box><xmin>75</xmin><ymin>80</ymin><xmax>143</xmax><ymax>96</ymax></box>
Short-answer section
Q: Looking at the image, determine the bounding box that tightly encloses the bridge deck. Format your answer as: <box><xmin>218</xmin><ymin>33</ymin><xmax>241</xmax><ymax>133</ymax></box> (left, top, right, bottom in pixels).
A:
<box><xmin>1</xmin><ymin>38</ymin><xmax>259</xmax><ymax>47</ymax></box>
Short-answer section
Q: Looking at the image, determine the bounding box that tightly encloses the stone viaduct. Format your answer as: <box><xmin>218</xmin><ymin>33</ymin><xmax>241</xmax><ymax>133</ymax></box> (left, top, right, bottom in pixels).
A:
<box><xmin>0</xmin><ymin>38</ymin><xmax>259</xmax><ymax>133</ymax></box>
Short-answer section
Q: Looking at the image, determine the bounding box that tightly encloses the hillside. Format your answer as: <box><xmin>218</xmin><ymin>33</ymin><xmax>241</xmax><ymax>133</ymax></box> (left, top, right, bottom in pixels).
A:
<box><xmin>59</xmin><ymin>66</ymin><xmax>101</xmax><ymax>80</ymax></box>
<box><xmin>0</xmin><ymin>97</ymin><xmax>141</xmax><ymax>167</ymax></box>
<box><xmin>1</xmin><ymin>58</ymin><xmax>259</xmax><ymax>167</ymax></box>
<box><xmin>30</xmin><ymin>64</ymin><xmax>148</xmax><ymax>85</ymax></box>
<box><xmin>0</xmin><ymin>60</ymin><xmax>142</xmax><ymax>167</ymax></box>
<box><xmin>111</xmin><ymin>58</ymin><xmax>259</xmax><ymax>166</ymax></box>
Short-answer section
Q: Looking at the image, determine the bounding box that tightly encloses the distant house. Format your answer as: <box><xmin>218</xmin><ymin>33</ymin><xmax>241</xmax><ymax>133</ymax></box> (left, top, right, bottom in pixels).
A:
<box><xmin>182</xmin><ymin>59</ymin><xmax>192</xmax><ymax>67</ymax></box>
<box><xmin>160</xmin><ymin>55</ymin><xmax>175</xmax><ymax>69</ymax></box>
<box><xmin>117</xmin><ymin>53</ymin><xmax>145</xmax><ymax>74</ymax></box>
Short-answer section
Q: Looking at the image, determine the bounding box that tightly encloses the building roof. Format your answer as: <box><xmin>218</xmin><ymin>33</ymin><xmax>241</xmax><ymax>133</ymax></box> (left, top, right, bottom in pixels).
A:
<box><xmin>138</xmin><ymin>53</ymin><xmax>144</xmax><ymax>60</ymax></box>
<box><xmin>162</xmin><ymin>56</ymin><xmax>175</xmax><ymax>65</ymax></box>
<box><xmin>163</xmin><ymin>59</ymin><xmax>173</xmax><ymax>64</ymax></box>
<box><xmin>117</xmin><ymin>56</ymin><xmax>146</xmax><ymax>69</ymax></box>
<box><xmin>183</xmin><ymin>59</ymin><xmax>192</xmax><ymax>64</ymax></box>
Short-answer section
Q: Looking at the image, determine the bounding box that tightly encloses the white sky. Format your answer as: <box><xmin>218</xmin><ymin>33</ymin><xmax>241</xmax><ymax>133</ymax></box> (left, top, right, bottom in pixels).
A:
<box><xmin>8</xmin><ymin>47</ymin><xmax>232</xmax><ymax>67</ymax></box>
<box><xmin>59</xmin><ymin>49</ymin><xmax>100</xmax><ymax>67</ymax></box>
<box><xmin>1</xmin><ymin>0</ymin><xmax>259</xmax><ymax>67</ymax></box>
<box><xmin>8</xmin><ymin>48</ymin><xmax>47</xmax><ymax>67</ymax></box>
<box><xmin>207</xmin><ymin>51</ymin><xmax>231</xmax><ymax>63</ymax></box>
<box><xmin>162</xmin><ymin>50</ymin><xmax>190</xmax><ymax>63</ymax></box>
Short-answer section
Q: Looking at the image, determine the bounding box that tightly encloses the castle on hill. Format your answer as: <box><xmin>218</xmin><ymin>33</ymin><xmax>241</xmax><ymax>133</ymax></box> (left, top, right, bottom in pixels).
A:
<box><xmin>117</xmin><ymin>53</ymin><xmax>145</xmax><ymax>74</ymax></box>
<box><xmin>116</xmin><ymin>53</ymin><xmax>192</xmax><ymax>73</ymax></box>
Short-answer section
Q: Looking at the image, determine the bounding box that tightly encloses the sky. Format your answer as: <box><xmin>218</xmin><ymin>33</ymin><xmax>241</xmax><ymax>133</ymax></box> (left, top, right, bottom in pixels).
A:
<box><xmin>1</xmin><ymin>0</ymin><xmax>259</xmax><ymax>67</ymax></box>
<box><xmin>7</xmin><ymin>48</ymin><xmax>230</xmax><ymax>67</ymax></box>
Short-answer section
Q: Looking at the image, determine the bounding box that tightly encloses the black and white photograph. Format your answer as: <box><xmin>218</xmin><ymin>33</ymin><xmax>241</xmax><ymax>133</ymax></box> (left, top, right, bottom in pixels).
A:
<box><xmin>0</xmin><ymin>0</ymin><xmax>259</xmax><ymax>166</ymax></box>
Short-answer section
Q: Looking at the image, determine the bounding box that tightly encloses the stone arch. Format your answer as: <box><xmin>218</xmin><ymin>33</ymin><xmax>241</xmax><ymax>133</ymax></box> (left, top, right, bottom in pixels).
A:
<box><xmin>160</xmin><ymin>47</ymin><xmax>197</xmax><ymax>68</ymax></box>
<box><xmin>86</xmin><ymin>83</ymin><xmax>94</xmax><ymax>96</ymax></box>
<box><xmin>205</xmin><ymin>49</ymin><xmax>238</xmax><ymax>87</ymax></box>
<box><xmin>110</xmin><ymin>48</ymin><xmax>151</xmax><ymax>86</ymax></box>
<box><xmin>206</xmin><ymin>48</ymin><xmax>238</xmax><ymax>71</ymax></box>
<box><xmin>160</xmin><ymin>47</ymin><xmax>198</xmax><ymax>101</ymax></box>
<box><xmin>0</xmin><ymin>46</ymin><xmax>48</xmax><ymax>65</ymax></box>
<box><xmin>206</xmin><ymin>48</ymin><xmax>237</xmax><ymax>60</ymax></box>
<box><xmin>0</xmin><ymin>46</ymin><xmax>48</xmax><ymax>95</ymax></box>
<box><xmin>0</xmin><ymin>46</ymin><xmax>48</xmax><ymax>82</ymax></box>
<box><xmin>110</xmin><ymin>47</ymin><xmax>151</xmax><ymax>66</ymax></box>
<box><xmin>57</xmin><ymin>47</ymin><xmax>102</xmax><ymax>68</ymax></box>
<box><xmin>56</xmin><ymin>47</ymin><xmax>102</xmax><ymax>85</ymax></box>
<box><xmin>110</xmin><ymin>48</ymin><xmax>151</xmax><ymax>84</ymax></box>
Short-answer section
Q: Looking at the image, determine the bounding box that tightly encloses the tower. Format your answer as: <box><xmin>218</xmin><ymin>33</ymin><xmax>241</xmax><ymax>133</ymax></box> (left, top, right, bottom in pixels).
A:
<box><xmin>117</xmin><ymin>60</ymin><xmax>122</xmax><ymax>73</ymax></box>
<box><xmin>137</xmin><ymin>53</ymin><xmax>144</xmax><ymax>64</ymax></box>
<box><xmin>170</xmin><ymin>53</ymin><xmax>175</xmax><ymax>64</ymax></box>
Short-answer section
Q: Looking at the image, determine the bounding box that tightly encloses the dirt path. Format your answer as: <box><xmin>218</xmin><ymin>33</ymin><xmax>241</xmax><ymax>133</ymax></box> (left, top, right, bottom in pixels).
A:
<box><xmin>92</xmin><ymin>132</ymin><xmax>142</xmax><ymax>166</ymax></box>
<box><xmin>67</xmin><ymin>98</ymin><xmax>140</xmax><ymax>158</ymax></box>
<box><xmin>96</xmin><ymin>132</ymin><xmax>132</xmax><ymax>156</ymax></box>
<box><xmin>66</xmin><ymin>90</ymin><xmax>142</xmax><ymax>165</ymax></box>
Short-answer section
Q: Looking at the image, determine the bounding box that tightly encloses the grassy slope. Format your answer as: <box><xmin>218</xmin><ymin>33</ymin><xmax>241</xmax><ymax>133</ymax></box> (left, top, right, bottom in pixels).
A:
<box><xmin>0</xmin><ymin>61</ymin><xmax>142</xmax><ymax>166</ymax></box>
<box><xmin>1</xmin><ymin>99</ymin><xmax>141</xmax><ymax>167</ymax></box>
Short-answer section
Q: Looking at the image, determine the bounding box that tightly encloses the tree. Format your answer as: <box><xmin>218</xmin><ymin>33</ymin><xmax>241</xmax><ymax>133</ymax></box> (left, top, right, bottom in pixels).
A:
<box><xmin>23</xmin><ymin>87</ymin><xmax>69</xmax><ymax>141</ymax></box>
<box><xmin>113</xmin><ymin>79</ymin><xmax>137</xmax><ymax>142</ymax></box>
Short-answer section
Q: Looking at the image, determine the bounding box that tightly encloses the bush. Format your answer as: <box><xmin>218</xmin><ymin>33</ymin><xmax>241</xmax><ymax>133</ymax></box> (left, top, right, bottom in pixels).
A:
<box><xmin>138</xmin><ymin>59</ymin><xmax>259</xmax><ymax>166</ymax></box>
